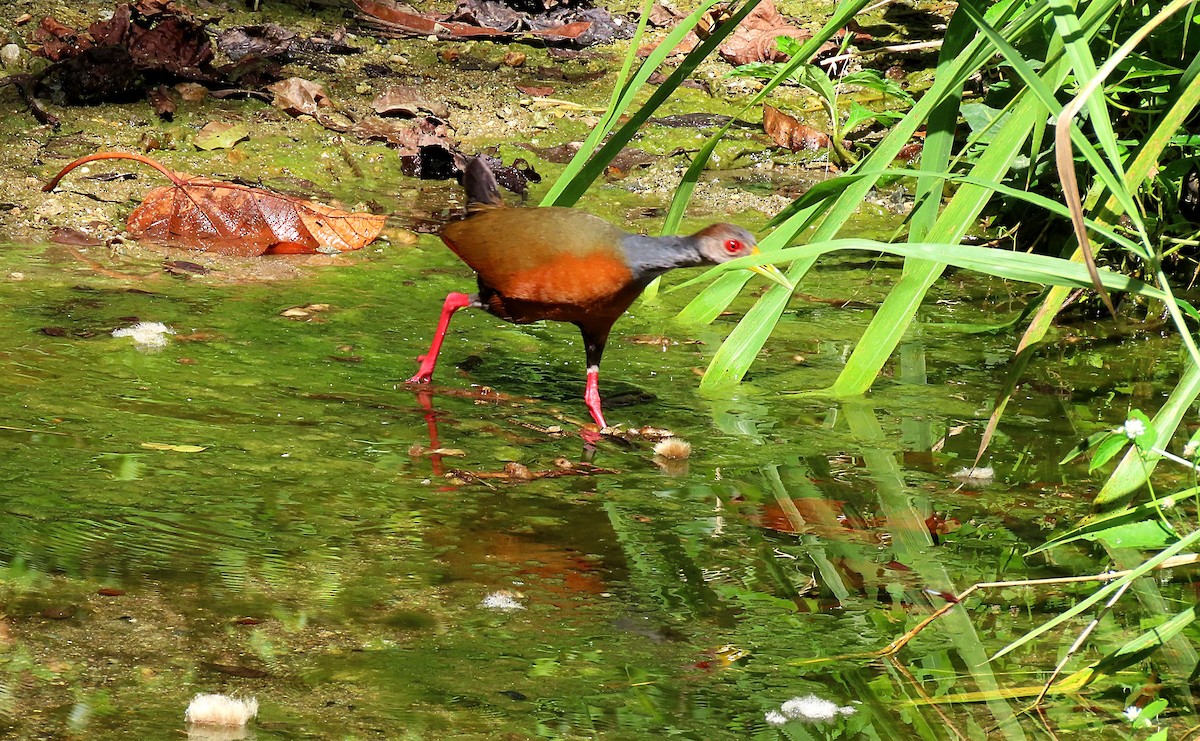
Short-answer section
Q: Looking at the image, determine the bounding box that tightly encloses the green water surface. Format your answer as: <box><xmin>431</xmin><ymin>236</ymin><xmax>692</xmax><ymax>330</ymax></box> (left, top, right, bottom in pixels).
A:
<box><xmin>0</xmin><ymin>222</ymin><xmax>1194</xmax><ymax>740</ymax></box>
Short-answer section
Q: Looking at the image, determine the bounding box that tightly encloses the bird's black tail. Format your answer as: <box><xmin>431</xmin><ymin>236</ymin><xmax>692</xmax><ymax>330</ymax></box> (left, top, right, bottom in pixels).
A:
<box><xmin>461</xmin><ymin>156</ymin><xmax>504</xmax><ymax>212</ymax></box>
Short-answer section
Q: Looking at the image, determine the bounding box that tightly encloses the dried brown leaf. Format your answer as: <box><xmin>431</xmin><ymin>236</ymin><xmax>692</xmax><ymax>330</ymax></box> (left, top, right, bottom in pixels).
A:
<box><xmin>718</xmin><ymin>0</ymin><xmax>813</xmax><ymax>66</ymax></box>
<box><xmin>43</xmin><ymin>152</ymin><xmax>386</xmax><ymax>256</ymax></box>
<box><xmin>267</xmin><ymin>76</ymin><xmax>330</xmax><ymax>116</ymax></box>
<box><xmin>762</xmin><ymin>104</ymin><xmax>831</xmax><ymax>151</ymax></box>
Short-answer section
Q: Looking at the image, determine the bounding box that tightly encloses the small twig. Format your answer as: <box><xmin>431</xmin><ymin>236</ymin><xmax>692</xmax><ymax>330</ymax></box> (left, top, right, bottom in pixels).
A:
<box><xmin>818</xmin><ymin>40</ymin><xmax>945</xmax><ymax>67</ymax></box>
<box><xmin>2</xmin><ymin>74</ymin><xmax>59</xmax><ymax>127</ymax></box>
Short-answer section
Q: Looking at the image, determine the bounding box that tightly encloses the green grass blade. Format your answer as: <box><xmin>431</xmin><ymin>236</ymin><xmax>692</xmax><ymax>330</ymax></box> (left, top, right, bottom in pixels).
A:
<box><xmin>825</xmin><ymin>0</ymin><xmax>1120</xmax><ymax>397</ymax></box>
<box><xmin>676</xmin><ymin>238</ymin><xmax>1183</xmax><ymax>301</ymax></box>
<box><xmin>540</xmin><ymin>0</ymin><xmax>760</xmax><ymax>208</ymax></box>
<box><xmin>689</xmin><ymin>2</ymin><xmax>1037</xmax><ymax>388</ymax></box>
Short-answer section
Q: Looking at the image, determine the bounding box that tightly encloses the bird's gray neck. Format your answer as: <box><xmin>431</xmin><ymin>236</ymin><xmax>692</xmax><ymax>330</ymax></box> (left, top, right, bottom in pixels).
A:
<box><xmin>620</xmin><ymin>234</ymin><xmax>704</xmax><ymax>283</ymax></box>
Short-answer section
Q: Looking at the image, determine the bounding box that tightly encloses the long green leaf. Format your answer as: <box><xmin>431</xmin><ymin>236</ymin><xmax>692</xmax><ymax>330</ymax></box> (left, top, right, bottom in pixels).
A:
<box><xmin>677</xmin><ymin>238</ymin><xmax>1187</xmax><ymax>302</ymax></box>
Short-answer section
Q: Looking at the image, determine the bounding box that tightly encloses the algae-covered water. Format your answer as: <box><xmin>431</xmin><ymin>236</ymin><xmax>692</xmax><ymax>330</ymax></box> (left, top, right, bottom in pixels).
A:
<box><xmin>1</xmin><ymin>221</ymin><xmax>1194</xmax><ymax>738</ymax></box>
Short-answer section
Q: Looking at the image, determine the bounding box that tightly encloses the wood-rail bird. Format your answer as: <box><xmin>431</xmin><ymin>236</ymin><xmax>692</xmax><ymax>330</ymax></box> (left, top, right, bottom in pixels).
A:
<box><xmin>408</xmin><ymin>157</ymin><xmax>792</xmax><ymax>437</ymax></box>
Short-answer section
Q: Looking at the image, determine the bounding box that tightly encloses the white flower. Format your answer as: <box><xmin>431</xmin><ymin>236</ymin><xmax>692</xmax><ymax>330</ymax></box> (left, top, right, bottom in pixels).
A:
<box><xmin>764</xmin><ymin>710</ymin><xmax>788</xmax><ymax>726</ymax></box>
<box><xmin>1123</xmin><ymin>706</ymin><xmax>1141</xmax><ymax>722</ymax></box>
<box><xmin>1160</xmin><ymin>496</ymin><xmax>1176</xmax><ymax>509</ymax></box>
<box><xmin>1184</xmin><ymin>440</ymin><xmax>1199</xmax><ymax>458</ymax></box>
<box><xmin>1120</xmin><ymin>418</ymin><xmax>1147</xmax><ymax>440</ymax></box>
<box><xmin>480</xmin><ymin>591</ymin><xmax>525</xmax><ymax>611</ymax></box>
<box><xmin>112</xmin><ymin>321</ymin><xmax>174</xmax><ymax>350</ymax></box>
<box><xmin>184</xmin><ymin>694</ymin><xmax>258</xmax><ymax>727</ymax></box>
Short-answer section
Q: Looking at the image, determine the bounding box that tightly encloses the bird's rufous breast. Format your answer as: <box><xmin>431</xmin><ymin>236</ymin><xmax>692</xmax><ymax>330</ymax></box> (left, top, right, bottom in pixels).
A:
<box><xmin>441</xmin><ymin>207</ymin><xmax>635</xmax><ymax>307</ymax></box>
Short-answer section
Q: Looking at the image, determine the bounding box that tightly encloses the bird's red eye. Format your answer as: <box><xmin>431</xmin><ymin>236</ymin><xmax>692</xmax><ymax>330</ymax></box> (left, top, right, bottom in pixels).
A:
<box><xmin>723</xmin><ymin>239</ymin><xmax>744</xmax><ymax>254</ymax></box>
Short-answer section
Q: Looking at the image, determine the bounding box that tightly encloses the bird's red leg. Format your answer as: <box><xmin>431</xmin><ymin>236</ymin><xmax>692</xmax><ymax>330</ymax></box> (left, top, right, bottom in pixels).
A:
<box><xmin>409</xmin><ymin>292</ymin><xmax>473</xmax><ymax>383</ymax></box>
<box><xmin>579</xmin><ymin>328</ymin><xmax>611</xmax><ymax>444</ymax></box>
<box><xmin>584</xmin><ymin>365</ymin><xmax>607</xmax><ymax>430</ymax></box>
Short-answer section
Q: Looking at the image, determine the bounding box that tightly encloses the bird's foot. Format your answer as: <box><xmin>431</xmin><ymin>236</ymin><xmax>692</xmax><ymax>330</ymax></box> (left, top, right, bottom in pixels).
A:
<box><xmin>407</xmin><ymin>355</ymin><xmax>435</xmax><ymax>384</ymax></box>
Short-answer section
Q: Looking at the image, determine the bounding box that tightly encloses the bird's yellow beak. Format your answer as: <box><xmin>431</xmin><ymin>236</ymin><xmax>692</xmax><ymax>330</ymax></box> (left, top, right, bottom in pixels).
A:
<box><xmin>746</xmin><ymin>247</ymin><xmax>794</xmax><ymax>291</ymax></box>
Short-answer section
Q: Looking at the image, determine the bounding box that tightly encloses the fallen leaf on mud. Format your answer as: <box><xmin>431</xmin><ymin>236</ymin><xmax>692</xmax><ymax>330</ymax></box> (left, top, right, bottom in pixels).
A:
<box><xmin>147</xmin><ymin>84</ymin><xmax>176</xmax><ymax>118</ymax></box>
<box><xmin>218</xmin><ymin>23</ymin><xmax>361</xmax><ymax>63</ymax></box>
<box><xmin>648</xmin><ymin>1</ymin><xmax>686</xmax><ymax>27</ymax></box>
<box><xmin>218</xmin><ymin>23</ymin><xmax>296</xmax><ymax>61</ymax></box>
<box><xmin>141</xmin><ymin>442</ymin><xmax>208</xmax><ymax>452</ymax></box>
<box><xmin>174</xmin><ymin>81</ymin><xmax>208</xmax><ymax>101</ymax></box>
<box><xmin>267</xmin><ymin>76</ymin><xmax>330</xmax><ymax>116</ymax></box>
<box><xmin>194</xmin><ymin>121</ymin><xmax>249</xmax><ymax>150</ymax></box>
<box><xmin>372</xmin><ymin>85</ymin><xmax>448</xmax><ymax>118</ymax></box>
<box><xmin>43</xmin><ymin>152</ymin><xmax>387</xmax><ymax>256</ymax></box>
<box><xmin>762</xmin><ymin>104</ymin><xmax>831</xmax><ymax>151</ymax></box>
<box><xmin>163</xmin><ymin>259</ymin><xmax>210</xmax><ymax>275</ymax></box>
<box><xmin>718</xmin><ymin>0</ymin><xmax>815</xmax><ymax>65</ymax></box>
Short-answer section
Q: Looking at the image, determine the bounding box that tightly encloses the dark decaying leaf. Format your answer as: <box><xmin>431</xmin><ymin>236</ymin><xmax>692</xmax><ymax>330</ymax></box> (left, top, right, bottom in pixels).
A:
<box><xmin>762</xmin><ymin>104</ymin><xmax>832</xmax><ymax>151</ymax></box>
<box><xmin>400</xmin><ymin>144</ymin><xmax>461</xmax><ymax>180</ymax></box>
<box><xmin>27</xmin><ymin>0</ymin><xmax>283</xmax><ymax>112</ymax></box>
<box><xmin>217</xmin><ymin>23</ymin><xmax>360</xmax><ymax>62</ymax></box>
<box><xmin>36</xmin><ymin>46</ymin><xmax>146</xmax><ymax>105</ymax></box>
<box><xmin>43</xmin><ymin>152</ymin><xmax>387</xmax><ymax>256</ymax></box>
<box><xmin>147</xmin><ymin>84</ymin><xmax>175</xmax><ymax>118</ymax></box>
<box><xmin>355</xmin><ymin>0</ymin><xmax>627</xmax><ymax>47</ymax></box>
<box><xmin>217</xmin><ymin>23</ymin><xmax>296</xmax><ymax>60</ymax></box>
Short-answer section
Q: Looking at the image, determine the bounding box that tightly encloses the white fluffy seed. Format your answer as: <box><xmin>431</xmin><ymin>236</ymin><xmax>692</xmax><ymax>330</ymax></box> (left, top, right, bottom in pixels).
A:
<box><xmin>653</xmin><ymin>438</ymin><xmax>692</xmax><ymax>460</ymax></box>
<box><xmin>184</xmin><ymin>694</ymin><xmax>258</xmax><ymax>727</ymax></box>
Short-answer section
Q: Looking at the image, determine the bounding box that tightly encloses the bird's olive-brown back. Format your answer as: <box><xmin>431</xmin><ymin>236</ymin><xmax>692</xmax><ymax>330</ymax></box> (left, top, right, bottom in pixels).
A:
<box><xmin>440</xmin><ymin>207</ymin><xmax>635</xmax><ymax>308</ymax></box>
